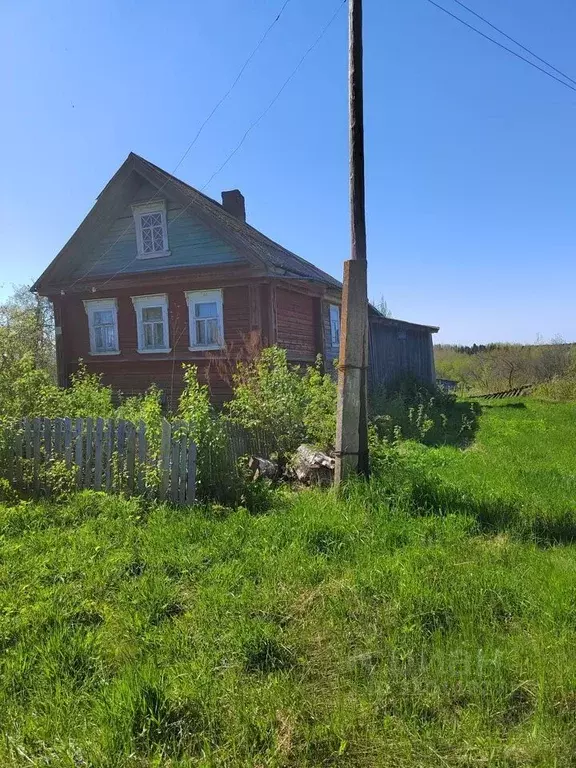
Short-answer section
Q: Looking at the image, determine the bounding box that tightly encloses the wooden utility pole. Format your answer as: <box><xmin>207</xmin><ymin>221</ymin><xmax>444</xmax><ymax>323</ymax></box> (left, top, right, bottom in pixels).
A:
<box><xmin>335</xmin><ymin>0</ymin><xmax>369</xmax><ymax>484</ymax></box>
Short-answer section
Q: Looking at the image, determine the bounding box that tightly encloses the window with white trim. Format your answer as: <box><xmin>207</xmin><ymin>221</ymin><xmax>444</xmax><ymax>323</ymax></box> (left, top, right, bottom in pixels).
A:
<box><xmin>329</xmin><ymin>304</ymin><xmax>340</xmax><ymax>347</ymax></box>
<box><xmin>131</xmin><ymin>294</ymin><xmax>171</xmax><ymax>353</ymax></box>
<box><xmin>132</xmin><ymin>201</ymin><xmax>170</xmax><ymax>259</ymax></box>
<box><xmin>83</xmin><ymin>298</ymin><xmax>119</xmax><ymax>355</ymax></box>
<box><xmin>186</xmin><ymin>290</ymin><xmax>224</xmax><ymax>350</ymax></box>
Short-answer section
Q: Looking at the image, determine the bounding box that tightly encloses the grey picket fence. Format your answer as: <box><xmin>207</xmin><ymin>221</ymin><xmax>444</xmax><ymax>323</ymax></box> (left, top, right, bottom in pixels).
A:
<box><xmin>2</xmin><ymin>417</ymin><xmax>196</xmax><ymax>505</ymax></box>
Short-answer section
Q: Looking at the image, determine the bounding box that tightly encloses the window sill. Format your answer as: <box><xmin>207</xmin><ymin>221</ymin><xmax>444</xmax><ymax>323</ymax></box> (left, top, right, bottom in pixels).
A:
<box><xmin>90</xmin><ymin>350</ymin><xmax>121</xmax><ymax>356</ymax></box>
<box><xmin>136</xmin><ymin>250</ymin><xmax>171</xmax><ymax>260</ymax></box>
<box><xmin>137</xmin><ymin>348</ymin><xmax>172</xmax><ymax>354</ymax></box>
<box><xmin>188</xmin><ymin>345</ymin><xmax>223</xmax><ymax>352</ymax></box>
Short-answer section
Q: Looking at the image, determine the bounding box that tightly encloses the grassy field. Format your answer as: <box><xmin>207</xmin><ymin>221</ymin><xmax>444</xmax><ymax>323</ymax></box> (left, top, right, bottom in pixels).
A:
<box><xmin>1</xmin><ymin>399</ymin><xmax>576</xmax><ymax>766</ymax></box>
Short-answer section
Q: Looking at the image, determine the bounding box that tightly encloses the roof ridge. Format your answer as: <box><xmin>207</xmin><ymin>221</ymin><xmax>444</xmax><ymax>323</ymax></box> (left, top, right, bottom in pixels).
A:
<box><xmin>133</xmin><ymin>153</ymin><xmax>342</xmax><ymax>289</ymax></box>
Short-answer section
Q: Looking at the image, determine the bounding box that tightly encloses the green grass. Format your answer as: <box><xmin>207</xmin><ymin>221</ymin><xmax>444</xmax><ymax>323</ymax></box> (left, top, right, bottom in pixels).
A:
<box><xmin>1</xmin><ymin>399</ymin><xmax>576</xmax><ymax>766</ymax></box>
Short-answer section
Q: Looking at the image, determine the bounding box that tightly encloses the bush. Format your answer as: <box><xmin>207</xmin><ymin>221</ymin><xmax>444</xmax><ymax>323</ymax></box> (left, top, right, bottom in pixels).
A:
<box><xmin>226</xmin><ymin>347</ymin><xmax>306</xmax><ymax>456</ymax></box>
<box><xmin>533</xmin><ymin>376</ymin><xmax>576</xmax><ymax>402</ymax></box>
<box><xmin>226</xmin><ymin>347</ymin><xmax>337</xmax><ymax>455</ymax></box>
<box><xmin>370</xmin><ymin>378</ymin><xmax>479</xmax><ymax>448</ymax></box>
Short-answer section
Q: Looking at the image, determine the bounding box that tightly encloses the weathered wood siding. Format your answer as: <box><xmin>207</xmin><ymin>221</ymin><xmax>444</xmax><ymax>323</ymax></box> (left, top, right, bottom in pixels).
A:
<box><xmin>67</xmin><ymin>180</ymin><xmax>244</xmax><ymax>280</ymax></box>
<box><xmin>276</xmin><ymin>288</ymin><xmax>317</xmax><ymax>361</ymax></box>
<box><xmin>60</xmin><ymin>283</ymin><xmax>252</xmax><ymax>406</ymax></box>
<box><xmin>368</xmin><ymin>321</ymin><xmax>435</xmax><ymax>389</ymax></box>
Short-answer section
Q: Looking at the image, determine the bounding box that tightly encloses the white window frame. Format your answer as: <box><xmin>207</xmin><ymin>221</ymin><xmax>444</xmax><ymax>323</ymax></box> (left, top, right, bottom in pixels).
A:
<box><xmin>329</xmin><ymin>303</ymin><xmax>341</xmax><ymax>347</ymax></box>
<box><xmin>185</xmin><ymin>289</ymin><xmax>224</xmax><ymax>351</ymax></box>
<box><xmin>83</xmin><ymin>298</ymin><xmax>120</xmax><ymax>356</ymax></box>
<box><xmin>132</xmin><ymin>200</ymin><xmax>171</xmax><ymax>260</ymax></box>
<box><xmin>131</xmin><ymin>294</ymin><xmax>171</xmax><ymax>354</ymax></box>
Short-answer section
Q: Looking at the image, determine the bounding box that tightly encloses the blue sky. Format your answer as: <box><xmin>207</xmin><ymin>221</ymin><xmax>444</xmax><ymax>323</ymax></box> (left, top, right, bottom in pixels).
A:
<box><xmin>1</xmin><ymin>0</ymin><xmax>575</xmax><ymax>344</ymax></box>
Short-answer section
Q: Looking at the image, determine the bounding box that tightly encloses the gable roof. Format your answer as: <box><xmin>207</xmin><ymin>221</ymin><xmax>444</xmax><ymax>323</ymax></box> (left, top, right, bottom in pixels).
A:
<box><xmin>32</xmin><ymin>152</ymin><xmax>342</xmax><ymax>293</ymax></box>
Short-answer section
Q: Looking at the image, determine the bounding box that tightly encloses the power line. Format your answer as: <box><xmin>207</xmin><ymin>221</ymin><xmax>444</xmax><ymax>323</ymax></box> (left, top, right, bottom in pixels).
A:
<box><xmin>449</xmin><ymin>0</ymin><xmax>576</xmax><ymax>87</ymax></box>
<box><xmin>199</xmin><ymin>0</ymin><xmax>347</xmax><ymax>192</ymax></box>
<box><xmin>96</xmin><ymin>0</ymin><xmax>346</xmax><ymax>292</ymax></box>
<box><xmin>424</xmin><ymin>0</ymin><xmax>576</xmax><ymax>94</ymax></box>
<box><xmin>68</xmin><ymin>0</ymin><xmax>294</xmax><ymax>291</ymax></box>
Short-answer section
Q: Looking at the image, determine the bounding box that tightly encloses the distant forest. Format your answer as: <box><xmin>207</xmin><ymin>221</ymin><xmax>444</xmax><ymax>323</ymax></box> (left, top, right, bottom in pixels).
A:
<box><xmin>435</xmin><ymin>339</ymin><xmax>576</xmax><ymax>393</ymax></box>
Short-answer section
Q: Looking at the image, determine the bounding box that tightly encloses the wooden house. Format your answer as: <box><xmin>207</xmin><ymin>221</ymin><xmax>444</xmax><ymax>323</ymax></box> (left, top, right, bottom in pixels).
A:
<box><xmin>32</xmin><ymin>153</ymin><xmax>438</xmax><ymax>405</ymax></box>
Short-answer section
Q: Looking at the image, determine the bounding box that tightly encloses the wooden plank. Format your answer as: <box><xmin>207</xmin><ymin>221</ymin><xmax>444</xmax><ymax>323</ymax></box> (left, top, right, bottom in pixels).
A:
<box><xmin>116</xmin><ymin>420</ymin><xmax>126</xmax><ymax>491</ymax></box>
<box><xmin>104</xmin><ymin>419</ymin><xmax>114</xmax><ymax>491</ymax></box>
<box><xmin>54</xmin><ymin>418</ymin><xmax>63</xmax><ymax>457</ymax></box>
<box><xmin>4</xmin><ymin>423</ymin><xmax>14</xmax><ymax>485</ymax></box>
<box><xmin>178</xmin><ymin>433</ymin><xmax>187</xmax><ymax>504</ymax></box>
<box><xmin>93</xmin><ymin>418</ymin><xmax>104</xmax><ymax>491</ymax></box>
<box><xmin>74</xmin><ymin>418</ymin><xmax>84</xmax><ymax>487</ymax></box>
<box><xmin>32</xmin><ymin>417</ymin><xmax>41</xmax><ymax>495</ymax></box>
<box><xmin>24</xmin><ymin>419</ymin><xmax>32</xmax><ymax>461</ymax></box>
<box><xmin>64</xmin><ymin>418</ymin><xmax>72</xmax><ymax>469</ymax></box>
<box><xmin>126</xmin><ymin>422</ymin><xmax>136</xmax><ymax>495</ymax></box>
<box><xmin>14</xmin><ymin>426</ymin><xmax>23</xmax><ymax>488</ymax></box>
<box><xmin>169</xmin><ymin>436</ymin><xmax>179</xmax><ymax>503</ymax></box>
<box><xmin>43</xmin><ymin>418</ymin><xmax>52</xmax><ymax>462</ymax></box>
<box><xmin>137</xmin><ymin>421</ymin><xmax>147</xmax><ymax>495</ymax></box>
<box><xmin>186</xmin><ymin>442</ymin><xmax>197</xmax><ymax>505</ymax></box>
<box><xmin>84</xmin><ymin>418</ymin><xmax>94</xmax><ymax>489</ymax></box>
<box><xmin>160</xmin><ymin>419</ymin><xmax>171</xmax><ymax>500</ymax></box>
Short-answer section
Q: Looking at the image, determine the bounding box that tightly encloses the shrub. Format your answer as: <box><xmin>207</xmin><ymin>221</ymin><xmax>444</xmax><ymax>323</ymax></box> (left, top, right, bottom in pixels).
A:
<box><xmin>533</xmin><ymin>376</ymin><xmax>576</xmax><ymax>402</ymax></box>
<box><xmin>226</xmin><ymin>347</ymin><xmax>306</xmax><ymax>456</ymax></box>
<box><xmin>370</xmin><ymin>378</ymin><xmax>479</xmax><ymax>448</ymax></box>
<box><xmin>302</xmin><ymin>358</ymin><xmax>337</xmax><ymax>452</ymax></box>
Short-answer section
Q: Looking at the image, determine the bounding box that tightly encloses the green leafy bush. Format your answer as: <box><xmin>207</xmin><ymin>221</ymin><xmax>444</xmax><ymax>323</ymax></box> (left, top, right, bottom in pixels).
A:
<box><xmin>533</xmin><ymin>376</ymin><xmax>576</xmax><ymax>402</ymax></box>
<box><xmin>370</xmin><ymin>378</ymin><xmax>479</xmax><ymax>448</ymax></box>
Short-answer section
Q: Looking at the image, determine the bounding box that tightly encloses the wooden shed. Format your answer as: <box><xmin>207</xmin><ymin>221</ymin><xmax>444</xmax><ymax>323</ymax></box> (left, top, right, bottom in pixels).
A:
<box><xmin>368</xmin><ymin>316</ymin><xmax>438</xmax><ymax>391</ymax></box>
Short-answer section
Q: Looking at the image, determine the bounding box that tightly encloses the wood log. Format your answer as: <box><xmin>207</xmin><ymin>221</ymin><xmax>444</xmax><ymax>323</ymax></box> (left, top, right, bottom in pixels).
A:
<box><xmin>248</xmin><ymin>456</ymin><xmax>278</xmax><ymax>480</ymax></box>
<box><xmin>294</xmin><ymin>444</ymin><xmax>335</xmax><ymax>486</ymax></box>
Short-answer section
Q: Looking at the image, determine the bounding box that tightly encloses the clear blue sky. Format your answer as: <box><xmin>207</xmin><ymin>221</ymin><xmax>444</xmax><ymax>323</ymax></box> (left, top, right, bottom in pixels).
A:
<box><xmin>2</xmin><ymin>0</ymin><xmax>575</xmax><ymax>344</ymax></box>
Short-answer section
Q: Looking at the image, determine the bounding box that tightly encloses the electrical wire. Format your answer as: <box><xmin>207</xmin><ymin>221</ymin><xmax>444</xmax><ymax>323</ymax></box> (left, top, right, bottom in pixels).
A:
<box><xmin>95</xmin><ymin>0</ymin><xmax>346</xmax><ymax>292</ymax></box>
<box><xmin>449</xmin><ymin>0</ymin><xmax>576</xmax><ymax>87</ymax></box>
<box><xmin>67</xmin><ymin>0</ymin><xmax>294</xmax><ymax>290</ymax></box>
<box><xmin>425</xmin><ymin>0</ymin><xmax>576</xmax><ymax>94</ymax></box>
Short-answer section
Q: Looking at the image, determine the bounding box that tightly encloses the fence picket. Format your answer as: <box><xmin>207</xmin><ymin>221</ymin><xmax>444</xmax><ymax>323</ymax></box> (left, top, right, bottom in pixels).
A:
<box><xmin>33</xmin><ymin>418</ymin><xmax>41</xmax><ymax>494</ymax></box>
<box><xmin>137</xmin><ymin>421</ymin><xmax>147</xmax><ymax>495</ymax></box>
<box><xmin>186</xmin><ymin>442</ymin><xmax>196</xmax><ymax>505</ymax></box>
<box><xmin>64</xmin><ymin>418</ymin><xmax>72</xmax><ymax>468</ymax></box>
<box><xmin>84</xmin><ymin>418</ymin><xmax>93</xmax><ymax>489</ymax></box>
<box><xmin>160</xmin><ymin>419</ymin><xmax>171</xmax><ymax>500</ymax></box>
<box><xmin>54</xmin><ymin>419</ymin><xmax>63</xmax><ymax>457</ymax></box>
<box><xmin>24</xmin><ymin>419</ymin><xmax>32</xmax><ymax>462</ymax></box>
<box><xmin>104</xmin><ymin>419</ymin><xmax>114</xmax><ymax>491</ymax></box>
<box><xmin>14</xmin><ymin>423</ymin><xmax>24</xmax><ymax>487</ymax></box>
<box><xmin>178</xmin><ymin>433</ymin><xmax>187</xmax><ymax>504</ymax></box>
<box><xmin>116</xmin><ymin>421</ymin><xmax>126</xmax><ymax>492</ymax></box>
<box><xmin>43</xmin><ymin>418</ymin><xmax>52</xmax><ymax>462</ymax></box>
<box><xmin>74</xmin><ymin>418</ymin><xmax>84</xmax><ymax>487</ymax></box>
<box><xmin>93</xmin><ymin>418</ymin><xmax>103</xmax><ymax>491</ymax></box>
<box><xmin>170</xmin><ymin>436</ymin><xmax>179</xmax><ymax>503</ymax></box>
<box><xmin>126</xmin><ymin>422</ymin><xmax>136</xmax><ymax>495</ymax></box>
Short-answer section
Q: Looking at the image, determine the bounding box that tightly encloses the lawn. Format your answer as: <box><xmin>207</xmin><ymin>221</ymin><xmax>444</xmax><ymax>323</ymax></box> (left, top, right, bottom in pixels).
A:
<box><xmin>1</xmin><ymin>399</ymin><xmax>576</xmax><ymax>766</ymax></box>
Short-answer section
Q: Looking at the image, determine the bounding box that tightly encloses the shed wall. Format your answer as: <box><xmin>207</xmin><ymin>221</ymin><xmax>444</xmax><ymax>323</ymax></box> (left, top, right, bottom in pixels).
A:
<box><xmin>368</xmin><ymin>322</ymin><xmax>435</xmax><ymax>389</ymax></box>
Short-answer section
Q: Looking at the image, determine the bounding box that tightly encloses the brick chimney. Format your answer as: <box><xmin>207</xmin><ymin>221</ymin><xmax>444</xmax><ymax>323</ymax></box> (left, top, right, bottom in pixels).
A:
<box><xmin>221</xmin><ymin>189</ymin><xmax>246</xmax><ymax>222</ymax></box>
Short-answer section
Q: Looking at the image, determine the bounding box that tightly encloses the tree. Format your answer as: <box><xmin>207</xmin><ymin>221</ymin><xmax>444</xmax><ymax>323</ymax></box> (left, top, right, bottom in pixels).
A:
<box><xmin>372</xmin><ymin>295</ymin><xmax>392</xmax><ymax>318</ymax></box>
<box><xmin>0</xmin><ymin>285</ymin><xmax>55</xmax><ymax>379</ymax></box>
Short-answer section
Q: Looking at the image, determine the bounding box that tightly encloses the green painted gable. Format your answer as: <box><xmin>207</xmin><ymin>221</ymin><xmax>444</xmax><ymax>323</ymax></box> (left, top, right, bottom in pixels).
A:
<box><xmin>68</xmin><ymin>179</ymin><xmax>244</xmax><ymax>280</ymax></box>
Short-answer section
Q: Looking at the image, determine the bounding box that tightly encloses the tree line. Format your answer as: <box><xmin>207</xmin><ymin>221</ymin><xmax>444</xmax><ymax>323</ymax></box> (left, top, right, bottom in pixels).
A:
<box><xmin>435</xmin><ymin>339</ymin><xmax>576</xmax><ymax>393</ymax></box>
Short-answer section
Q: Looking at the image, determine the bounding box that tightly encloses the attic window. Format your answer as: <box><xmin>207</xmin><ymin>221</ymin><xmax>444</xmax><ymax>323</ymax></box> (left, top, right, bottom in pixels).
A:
<box><xmin>132</xmin><ymin>201</ymin><xmax>170</xmax><ymax>259</ymax></box>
